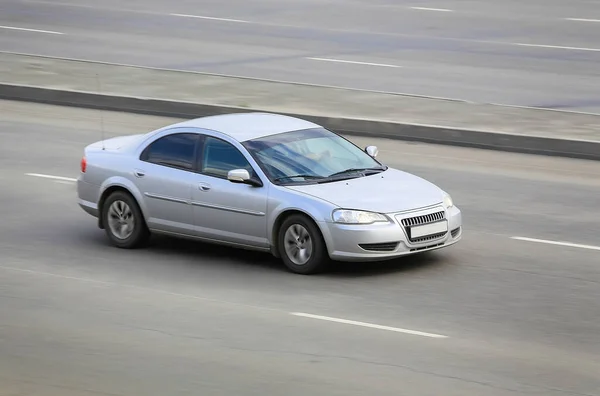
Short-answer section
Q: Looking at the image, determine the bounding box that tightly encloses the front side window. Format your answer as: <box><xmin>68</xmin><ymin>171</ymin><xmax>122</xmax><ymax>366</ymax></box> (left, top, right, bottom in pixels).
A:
<box><xmin>242</xmin><ymin>128</ymin><xmax>384</xmax><ymax>184</ymax></box>
<box><xmin>141</xmin><ymin>133</ymin><xmax>198</xmax><ymax>170</ymax></box>
<box><xmin>201</xmin><ymin>136</ymin><xmax>254</xmax><ymax>179</ymax></box>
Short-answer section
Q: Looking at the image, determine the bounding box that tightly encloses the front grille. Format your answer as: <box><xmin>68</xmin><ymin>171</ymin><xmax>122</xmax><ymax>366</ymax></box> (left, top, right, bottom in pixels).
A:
<box><xmin>401</xmin><ymin>211</ymin><xmax>445</xmax><ymax>227</ymax></box>
<box><xmin>411</xmin><ymin>232</ymin><xmax>447</xmax><ymax>244</ymax></box>
<box><xmin>410</xmin><ymin>242</ymin><xmax>445</xmax><ymax>252</ymax></box>
<box><xmin>359</xmin><ymin>242</ymin><xmax>399</xmax><ymax>252</ymax></box>
<box><xmin>398</xmin><ymin>210</ymin><xmax>448</xmax><ymax>244</ymax></box>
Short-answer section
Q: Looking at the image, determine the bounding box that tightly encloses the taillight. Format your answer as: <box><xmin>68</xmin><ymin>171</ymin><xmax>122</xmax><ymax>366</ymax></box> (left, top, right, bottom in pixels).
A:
<box><xmin>80</xmin><ymin>156</ymin><xmax>87</xmax><ymax>173</ymax></box>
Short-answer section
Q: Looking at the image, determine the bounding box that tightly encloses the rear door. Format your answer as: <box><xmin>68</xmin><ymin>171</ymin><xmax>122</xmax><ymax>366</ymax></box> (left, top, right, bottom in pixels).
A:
<box><xmin>134</xmin><ymin>132</ymin><xmax>200</xmax><ymax>235</ymax></box>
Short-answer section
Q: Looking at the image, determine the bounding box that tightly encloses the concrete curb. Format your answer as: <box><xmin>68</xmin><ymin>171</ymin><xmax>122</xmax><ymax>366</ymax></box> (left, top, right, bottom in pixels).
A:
<box><xmin>2</xmin><ymin>83</ymin><xmax>600</xmax><ymax>161</ymax></box>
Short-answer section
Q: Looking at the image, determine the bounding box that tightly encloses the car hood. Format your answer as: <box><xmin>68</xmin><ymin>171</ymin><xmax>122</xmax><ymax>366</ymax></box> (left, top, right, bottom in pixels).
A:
<box><xmin>285</xmin><ymin>168</ymin><xmax>444</xmax><ymax>213</ymax></box>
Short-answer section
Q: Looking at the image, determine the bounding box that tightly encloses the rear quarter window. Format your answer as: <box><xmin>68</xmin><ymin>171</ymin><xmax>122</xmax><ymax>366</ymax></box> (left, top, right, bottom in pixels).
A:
<box><xmin>141</xmin><ymin>133</ymin><xmax>198</xmax><ymax>170</ymax></box>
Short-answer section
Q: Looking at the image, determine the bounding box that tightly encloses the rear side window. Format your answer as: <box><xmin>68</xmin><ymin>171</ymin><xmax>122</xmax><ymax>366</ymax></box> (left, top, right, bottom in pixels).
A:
<box><xmin>141</xmin><ymin>133</ymin><xmax>198</xmax><ymax>170</ymax></box>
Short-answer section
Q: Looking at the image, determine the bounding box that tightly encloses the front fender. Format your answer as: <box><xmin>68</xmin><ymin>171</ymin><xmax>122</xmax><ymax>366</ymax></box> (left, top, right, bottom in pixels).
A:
<box><xmin>266</xmin><ymin>188</ymin><xmax>336</xmax><ymax>249</ymax></box>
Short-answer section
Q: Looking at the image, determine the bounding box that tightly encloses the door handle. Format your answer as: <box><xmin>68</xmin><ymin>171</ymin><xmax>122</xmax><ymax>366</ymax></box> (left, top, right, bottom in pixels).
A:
<box><xmin>198</xmin><ymin>182</ymin><xmax>211</xmax><ymax>191</ymax></box>
<box><xmin>134</xmin><ymin>169</ymin><xmax>145</xmax><ymax>178</ymax></box>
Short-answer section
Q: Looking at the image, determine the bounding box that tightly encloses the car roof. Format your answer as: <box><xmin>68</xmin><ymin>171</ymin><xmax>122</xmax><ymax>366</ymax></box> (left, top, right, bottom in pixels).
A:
<box><xmin>165</xmin><ymin>112</ymin><xmax>322</xmax><ymax>142</ymax></box>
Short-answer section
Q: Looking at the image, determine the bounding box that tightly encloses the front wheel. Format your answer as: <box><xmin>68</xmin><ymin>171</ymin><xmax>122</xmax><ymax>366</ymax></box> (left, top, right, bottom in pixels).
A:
<box><xmin>278</xmin><ymin>214</ymin><xmax>329</xmax><ymax>275</ymax></box>
<box><xmin>102</xmin><ymin>191</ymin><xmax>149</xmax><ymax>249</ymax></box>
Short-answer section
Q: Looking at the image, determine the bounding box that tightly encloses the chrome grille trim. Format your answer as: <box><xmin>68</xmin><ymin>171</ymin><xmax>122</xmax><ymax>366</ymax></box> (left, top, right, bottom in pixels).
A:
<box><xmin>409</xmin><ymin>242</ymin><xmax>444</xmax><ymax>252</ymax></box>
<box><xmin>400</xmin><ymin>211</ymin><xmax>445</xmax><ymax>227</ymax></box>
<box><xmin>411</xmin><ymin>231</ymin><xmax>448</xmax><ymax>244</ymax></box>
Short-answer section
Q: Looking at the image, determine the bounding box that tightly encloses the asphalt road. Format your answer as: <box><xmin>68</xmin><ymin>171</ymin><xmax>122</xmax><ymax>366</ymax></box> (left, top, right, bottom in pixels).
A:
<box><xmin>1</xmin><ymin>100</ymin><xmax>600</xmax><ymax>395</ymax></box>
<box><xmin>1</xmin><ymin>0</ymin><xmax>600</xmax><ymax>112</ymax></box>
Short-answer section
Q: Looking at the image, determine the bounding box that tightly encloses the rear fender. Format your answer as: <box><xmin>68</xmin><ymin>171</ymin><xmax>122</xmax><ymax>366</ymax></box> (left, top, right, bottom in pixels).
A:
<box><xmin>98</xmin><ymin>176</ymin><xmax>148</xmax><ymax>225</ymax></box>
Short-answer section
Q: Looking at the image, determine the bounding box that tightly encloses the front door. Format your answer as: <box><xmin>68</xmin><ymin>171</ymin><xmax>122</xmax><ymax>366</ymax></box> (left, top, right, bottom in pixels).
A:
<box><xmin>191</xmin><ymin>136</ymin><xmax>269</xmax><ymax>248</ymax></box>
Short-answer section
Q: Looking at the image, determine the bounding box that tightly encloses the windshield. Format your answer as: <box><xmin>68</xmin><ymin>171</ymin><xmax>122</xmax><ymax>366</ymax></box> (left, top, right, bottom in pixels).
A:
<box><xmin>242</xmin><ymin>128</ymin><xmax>385</xmax><ymax>184</ymax></box>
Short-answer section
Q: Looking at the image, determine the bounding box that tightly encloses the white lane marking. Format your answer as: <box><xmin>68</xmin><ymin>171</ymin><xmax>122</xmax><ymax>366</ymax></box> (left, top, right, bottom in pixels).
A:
<box><xmin>566</xmin><ymin>18</ymin><xmax>600</xmax><ymax>23</ymax></box>
<box><xmin>511</xmin><ymin>237</ymin><xmax>600</xmax><ymax>252</ymax></box>
<box><xmin>25</xmin><ymin>173</ymin><xmax>77</xmax><ymax>182</ymax></box>
<box><xmin>410</xmin><ymin>7</ymin><xmax>453</xmax><ymax>12</ymax></box>
<box><xmin>291</xmin><ymin>312</ymin><xmax>448</xmax><ymax>338</ymax></box>
<box><xmin>515</xmin><ymin>43</ymin><xmax>600</xmax><ymax>52</ymax></box>
<box><xmin>170</xmin><ymin>13</ymin><xmax>250</xmax><ymax>23</ymax></box>
<box><xmin>306</xmin><ymin>57</ymin><xmax>401</xmax><ymax>68</ymax></box>
<box><xmin>0</xmin><ymin>25</ymin><xmax>64</xmax><ymax>35</ymax></box>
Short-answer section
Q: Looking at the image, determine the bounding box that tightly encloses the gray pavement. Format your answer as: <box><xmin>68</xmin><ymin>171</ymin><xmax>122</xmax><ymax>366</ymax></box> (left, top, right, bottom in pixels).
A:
<box><xmin>1</xmin><ymin>0</ymin><xmax>600</xmax><ymax>112</ymax></box>
<box><xmin>1</xmin><ymin>100</ymin><xmax>600</xmax><ymax>395</ymax></box>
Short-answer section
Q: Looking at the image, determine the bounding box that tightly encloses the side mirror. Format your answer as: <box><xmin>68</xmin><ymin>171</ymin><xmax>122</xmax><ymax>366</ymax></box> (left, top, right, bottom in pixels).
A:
<box><xmin>227</xmin><ymin>169</ymin><xmax>251</xmax><ymax>183</ymax></box>
<box><xmin>365</xmin><ymin>145</ymin><xmax>379</xmax><ymax>158</ymax></box>
<box><xmin>227</xmin><ymin>169</ymin><xmax>262</xmax><ymax>187</ymax></box>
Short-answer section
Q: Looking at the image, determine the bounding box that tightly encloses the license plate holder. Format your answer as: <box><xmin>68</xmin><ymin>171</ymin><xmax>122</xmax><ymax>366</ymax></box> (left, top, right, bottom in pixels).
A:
<box><xmin>410</xmin><ymin>220</ymin><xmax>448</xmax><ymax>239</ymax></box>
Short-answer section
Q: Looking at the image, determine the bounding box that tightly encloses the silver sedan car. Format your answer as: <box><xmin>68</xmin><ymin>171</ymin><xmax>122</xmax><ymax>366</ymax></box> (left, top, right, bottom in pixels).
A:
<box><xmin>77</xmin><ymin>112</ymin><xmax>462</xmax><ymax>274</ymax></box>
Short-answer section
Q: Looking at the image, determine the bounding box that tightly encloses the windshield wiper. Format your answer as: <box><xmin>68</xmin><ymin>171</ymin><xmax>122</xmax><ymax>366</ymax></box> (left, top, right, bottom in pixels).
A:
<box><xmin>274</xmin><ymin>174</ymin><xmax>324</xmax><ymax>183</ymax></box>
<box><xmin>327</xmin><ymin>166</ymin><xmax>386</xmax><ymax>178</ymax></box>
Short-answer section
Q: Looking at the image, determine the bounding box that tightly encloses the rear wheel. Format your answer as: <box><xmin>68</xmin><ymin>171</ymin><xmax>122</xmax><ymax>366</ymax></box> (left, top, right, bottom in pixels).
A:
<box><xmin>102</xmin><ymin>191</ymin><xmax>149</xmax><ymax>248</ymax></box>
<box><xmin>278</xmin><ymin>214</ymin><xmax>329</xmax><ymax>274</ymax></box>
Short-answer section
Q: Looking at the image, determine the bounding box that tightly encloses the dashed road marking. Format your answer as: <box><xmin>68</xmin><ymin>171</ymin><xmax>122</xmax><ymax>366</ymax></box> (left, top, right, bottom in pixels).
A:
<box><xmin>0</xmin><ymin>25</ymin><xmax>64</xmax><ymax>35</ymax></box>
<box><xmin>26</xmin><ymin>173</ymin><xmax>77</xmax><ymax>182</ymax></box>
<box><xmin>511</xmin><ymin>237</ymin><xmax>600</xmax><ymax>252</ymax></box>
<box><xmin>291</xmin><ymin>312</ymin><xmax>448</xmax><ymax>338</ymax></box>
<box><xmin>515</xmin><ymin>43</ymin><xmax>600</xmax><ymax>52</ymax></box>
<box><xmin>170</xmin><ymin>13</ymin><xmax>250</xmax><ymax>23</ymax></box>
<box><xmin>410</xmin><ymin>7</ymin><xmax>453</xmax><ymax>12</ymax></box>
<box><xmin>566</xmin><ymin>18</ymin><xmax>600</xmax><ymax>23</ymax></box>
<box><xmin>306</xmin><ymin>57</ymin><xmax>401</xmax><ymax>68</ymax></box>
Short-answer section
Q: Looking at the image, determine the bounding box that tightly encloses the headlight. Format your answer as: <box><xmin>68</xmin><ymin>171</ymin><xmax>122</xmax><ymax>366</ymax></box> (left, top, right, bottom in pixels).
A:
<box><xmin>332</xmin><ymin>209</ymin><xmax>389</xmax><ymax>224</ymax></box>
<box><xmin>443</xmin><ymin>192</ymin><xmax>454</xmax><ymax>208</ymax></box>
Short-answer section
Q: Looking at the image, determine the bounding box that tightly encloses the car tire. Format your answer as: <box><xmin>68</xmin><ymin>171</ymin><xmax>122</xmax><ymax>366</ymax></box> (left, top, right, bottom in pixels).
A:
<box><xmin>278</xmin><ymin>214</ymin><xmax>329</xmax><ymax>275</ymax></box>
<box><xmin>102</xmin><ymin>190</ymin><xmax>149</xmax><ymax>249</ymax></box>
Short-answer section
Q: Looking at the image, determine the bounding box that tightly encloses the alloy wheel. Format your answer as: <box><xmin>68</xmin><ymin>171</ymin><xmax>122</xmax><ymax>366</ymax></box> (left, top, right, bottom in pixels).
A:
<box><xmin>283</xmin><ymin>224</ymin><xmax>313</xmax><ymax>265</ymax></box>
<box><xmin>107</xmin><ymin>200</ymin><xmax>135</xmax><ymax>240</ymax></box>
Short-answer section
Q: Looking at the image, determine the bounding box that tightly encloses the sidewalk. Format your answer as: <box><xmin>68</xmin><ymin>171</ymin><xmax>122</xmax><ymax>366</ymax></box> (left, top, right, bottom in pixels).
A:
<box><xmin>1</xmin><ymin>51</ymin><xmax>599</xmax><ymax>160</ymax></box>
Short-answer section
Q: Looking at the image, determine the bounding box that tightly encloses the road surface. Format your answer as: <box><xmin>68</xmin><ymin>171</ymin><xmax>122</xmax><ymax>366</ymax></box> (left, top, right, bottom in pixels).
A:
<box><xmin>1</xmin><ymin>0</ymin><xmax>600</xmax><ymax>112</ymax></box>
<box><xmin>1</xmin><ymin>100</ymin><xmax>599</xmax><ymax>395</ymax></box>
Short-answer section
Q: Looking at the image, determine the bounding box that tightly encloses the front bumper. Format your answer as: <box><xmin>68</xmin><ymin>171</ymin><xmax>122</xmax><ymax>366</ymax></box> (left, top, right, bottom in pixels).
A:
<box><xmin>319</xmin><ymin>204</ymin><xmax>462</xmax><ymax>262</ymax></box>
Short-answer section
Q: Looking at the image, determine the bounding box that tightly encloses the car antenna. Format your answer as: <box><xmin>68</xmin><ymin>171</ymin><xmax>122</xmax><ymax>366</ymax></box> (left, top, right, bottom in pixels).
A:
<box><xmin>95</xmin><ymin>73</ymin><xmax>106</xmax><ymax>150</ymax></box>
